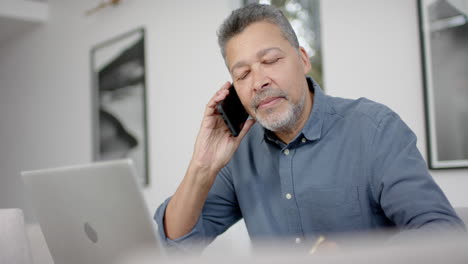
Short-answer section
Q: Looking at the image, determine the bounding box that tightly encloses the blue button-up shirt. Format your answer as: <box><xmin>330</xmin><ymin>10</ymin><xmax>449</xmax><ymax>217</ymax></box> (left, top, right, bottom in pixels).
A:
<box><xmin>155</xmin><ymin>78</ymin><xmax>464</xmax><ymax>250</ymax></box>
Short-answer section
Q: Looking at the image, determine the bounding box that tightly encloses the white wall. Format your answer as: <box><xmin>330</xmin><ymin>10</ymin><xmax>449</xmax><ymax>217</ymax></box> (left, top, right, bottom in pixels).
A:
<box><xmin>1</xmin><ymin>0</ymin><xmax>467</xmax><ymax>262</ymax></box>
<box><xmin>0</xmin><ymin>0</ymin><xmax>241</xmax><ymax>215</ymax></box>
<box><xmin>321</xmin><ymin>0</ymin><xmax>468</xmax><ymax>207</ymax></box>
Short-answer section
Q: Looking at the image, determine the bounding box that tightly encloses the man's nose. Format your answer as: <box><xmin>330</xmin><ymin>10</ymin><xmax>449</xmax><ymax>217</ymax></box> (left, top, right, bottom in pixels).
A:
<box><xmin>252</xmin><ymin>67</ymin><xmax>270</xmax><ymax>93</ymax></box>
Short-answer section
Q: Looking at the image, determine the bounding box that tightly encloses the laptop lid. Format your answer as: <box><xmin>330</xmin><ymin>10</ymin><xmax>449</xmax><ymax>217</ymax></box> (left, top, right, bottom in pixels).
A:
<box><xmin>22</xmin><ymin>159</ymin><xmax>159</xmax><ymax>264</ymax></box>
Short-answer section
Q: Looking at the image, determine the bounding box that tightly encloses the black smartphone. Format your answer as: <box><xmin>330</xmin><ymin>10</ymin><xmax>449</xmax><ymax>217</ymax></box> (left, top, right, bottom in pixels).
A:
<box><xmin>217</xmin><ymin>84</ymin><xmax>249</xmax><ymax>137</ymax></box>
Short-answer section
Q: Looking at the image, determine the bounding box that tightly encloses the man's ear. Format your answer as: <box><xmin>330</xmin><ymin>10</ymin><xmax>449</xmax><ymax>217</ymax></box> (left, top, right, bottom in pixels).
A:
<box><xmin>298</xmin><ymin>46</ymin><xmax>312</xmax><ymax>74</ymax></box>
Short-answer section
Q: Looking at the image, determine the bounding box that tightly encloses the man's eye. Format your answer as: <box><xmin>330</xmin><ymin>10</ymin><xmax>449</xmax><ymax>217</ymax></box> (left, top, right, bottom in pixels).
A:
<box><xmin>264</xmin><ymin>58</ymin><xmax>280</xmax><ymax>64</ymax></box>
<box><xmin>238</xmin><ymin>71</ymin><xmax>250</xmax><ymax>80</ymax></box>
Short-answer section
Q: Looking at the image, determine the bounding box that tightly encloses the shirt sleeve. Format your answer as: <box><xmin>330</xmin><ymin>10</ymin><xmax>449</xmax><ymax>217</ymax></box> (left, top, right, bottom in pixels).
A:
<box><xmin>369</xmin><ymin>112</ymin><xmax>465</xmax><ymax>231</ymax></box>
<box><xmin>154</xmin><ymin>165</ymin><xmax>242</xmax><ymax>252</ymax></box>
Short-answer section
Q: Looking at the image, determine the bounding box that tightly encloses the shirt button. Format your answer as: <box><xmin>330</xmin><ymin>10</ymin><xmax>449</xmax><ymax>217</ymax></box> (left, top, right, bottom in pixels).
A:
<box><xmin>285</xmin><ymin>193</ymin><xmax>292</xmax><ymax>199</ymax></box>
<box><xmin>301</xmin><ymin>138</ymin><xmax>306</xmax><ymax>143</ymax></box>
<box><xmin>284</xmin><ymin>149</ymin><xmax>290</xmax><ymax>155</ymax></box>
<box><xmin>295</xmin><ymin>237</ymin><xmax>302</xmax><ymax>244</ymax></box>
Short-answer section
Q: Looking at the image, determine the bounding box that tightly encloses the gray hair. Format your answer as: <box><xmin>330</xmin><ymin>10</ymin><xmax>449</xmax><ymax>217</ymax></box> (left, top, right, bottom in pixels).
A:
<box><xmin>217</xmin><ymin>3</ymin><xmax>299</xmax><ymax>60</ymax></box>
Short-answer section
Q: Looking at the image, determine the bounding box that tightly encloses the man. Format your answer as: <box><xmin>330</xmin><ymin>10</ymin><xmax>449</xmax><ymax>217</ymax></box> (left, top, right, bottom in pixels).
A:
<box><xmin>155</xmin><ymin>4</ymin><xmax>464</xmax><ymax>251</ymax></box>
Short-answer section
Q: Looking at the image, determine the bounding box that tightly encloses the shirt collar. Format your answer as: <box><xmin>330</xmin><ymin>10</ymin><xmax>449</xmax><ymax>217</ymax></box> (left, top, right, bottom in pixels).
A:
<box><xmin>263</xmin><ymin>77</ymin><xmax>328</xmax><ymax>144</ymax></box>
<box><xmin>302</xmin><ymin>76</ymin><xmax>327</xmax><ymax>141</ymax></box>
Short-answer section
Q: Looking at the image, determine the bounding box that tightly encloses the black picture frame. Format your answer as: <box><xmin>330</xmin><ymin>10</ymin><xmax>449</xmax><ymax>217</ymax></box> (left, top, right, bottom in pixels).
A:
<box><xmin>90</xmin><ymin>27</ymin><xmax>150</xmax><ymax>185</ymax></box>
<box><xmin>418</xmin><ymin>0</ymin><xmax>468</xmax><ymax>169</ymax></box>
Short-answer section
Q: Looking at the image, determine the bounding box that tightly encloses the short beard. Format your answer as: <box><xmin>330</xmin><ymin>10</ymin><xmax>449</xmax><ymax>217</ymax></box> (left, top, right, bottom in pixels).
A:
<box><xmin>252</xmin><ymin>87</ymin><xmax>307</xmax><ymax>133</ymax></box>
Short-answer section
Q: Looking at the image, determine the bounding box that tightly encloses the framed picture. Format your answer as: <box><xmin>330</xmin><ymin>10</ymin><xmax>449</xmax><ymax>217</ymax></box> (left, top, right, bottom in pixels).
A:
<box><xmin>244</xmin><ymin>0</ymin><xmax>324</xmax><ymax>89</ymax></box>
<box><xmin>91</xmin><ymin>28</ymin><xmax>150</xmax><ymax>185</ymax></box>
<box><xmin>418</xmin><ymin>0</ymin><xmax>468</xmax><ymax>169</ymax></box>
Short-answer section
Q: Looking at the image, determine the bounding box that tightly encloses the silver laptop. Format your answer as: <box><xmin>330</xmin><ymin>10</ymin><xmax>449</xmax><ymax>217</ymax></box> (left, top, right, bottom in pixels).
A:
<box><xmin>21</xmin><ymin>159</ymin><xmax>160</xmax><ymax>264</ymax></box>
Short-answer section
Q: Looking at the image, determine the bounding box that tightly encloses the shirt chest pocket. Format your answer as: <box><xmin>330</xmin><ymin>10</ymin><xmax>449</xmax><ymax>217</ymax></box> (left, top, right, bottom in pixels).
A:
<box><xmin>297</xmin><ymin>186</ymin><xmax>363</xmax><ymax>233</ymax></box>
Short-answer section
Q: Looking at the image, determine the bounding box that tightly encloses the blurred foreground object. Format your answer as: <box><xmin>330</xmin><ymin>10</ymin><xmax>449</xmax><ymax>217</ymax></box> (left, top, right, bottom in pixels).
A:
<box><xmin>0</xmin><ymin>208</ymin><xmax>33</xmax><ymax>264</ymax></box>
<box><xmin>114</xmin><ymin>231</ymin><xmax>468</xmax><ymax>264</ymax></box>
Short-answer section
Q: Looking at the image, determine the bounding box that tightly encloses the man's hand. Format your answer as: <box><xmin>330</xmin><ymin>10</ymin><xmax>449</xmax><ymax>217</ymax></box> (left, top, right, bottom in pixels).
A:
<box><xmin>164</xmin><ymin>82</ymin><xmax>255</xmax><ymax>240</ymax></box>
<box><xmin>191</xmin><ymin>82</ymin><xmax>255</xmax><ymax>180</ymax></box>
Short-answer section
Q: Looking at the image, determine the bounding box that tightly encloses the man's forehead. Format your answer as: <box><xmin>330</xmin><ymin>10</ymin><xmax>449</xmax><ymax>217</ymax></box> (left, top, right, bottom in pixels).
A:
<box><xmin>225</xmin><ymin>22</ymin><xmax>282</xmax><ymax>53</ymax></box>
<box><xmin>224</xmin><ymin>21</ymin><xmax>295</xmax><ymax>69</ymax></box>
